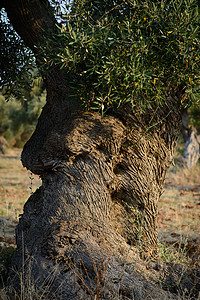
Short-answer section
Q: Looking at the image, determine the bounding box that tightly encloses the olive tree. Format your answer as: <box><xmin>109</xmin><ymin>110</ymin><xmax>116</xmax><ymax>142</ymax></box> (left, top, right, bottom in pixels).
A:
<box><xmin>1</xmin><ymin>0</ymin><xmax>199</xmax><ymax>298</ymax></box>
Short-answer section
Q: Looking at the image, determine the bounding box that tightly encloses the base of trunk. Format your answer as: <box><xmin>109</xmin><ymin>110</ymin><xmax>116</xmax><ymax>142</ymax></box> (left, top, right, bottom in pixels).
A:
<box><xmin>9</xmin><ymin>102</ymin><xmax>184</xmax><ymax>298</ymax></box>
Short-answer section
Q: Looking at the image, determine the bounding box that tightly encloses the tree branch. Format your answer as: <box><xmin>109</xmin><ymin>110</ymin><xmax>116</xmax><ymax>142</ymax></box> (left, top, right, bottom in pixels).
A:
<box><xmin>3</xmin><ymin>0</ymin><xmax>57</xmax><ymax>58</ymax></box>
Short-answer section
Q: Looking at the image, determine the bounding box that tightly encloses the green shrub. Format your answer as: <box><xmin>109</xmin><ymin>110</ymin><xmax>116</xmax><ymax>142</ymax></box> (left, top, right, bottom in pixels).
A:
<box><xmin>0</xmin><ymin>79</ymin><xmax>46</xmax><ymax>147</ymax></box>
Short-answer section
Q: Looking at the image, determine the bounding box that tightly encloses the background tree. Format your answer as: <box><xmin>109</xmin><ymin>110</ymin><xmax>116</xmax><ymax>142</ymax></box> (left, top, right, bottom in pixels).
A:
<box><xmin>181</xmin><ymin>106</ymin><xmax>200</xmax><ymax>168</ymax></box>
<box><xmin>0</xmin><ymin>79</ymin><xmax>46</xmax><ymax>147</ymax></box>
<box><xmin>1</xmin><ymin>0</ymin><xmax>200</xmax><ymax>298</ymax></box>
<box><xmin>0</xmin><ymin>9</ymin><xmax>36</xmax><ymax>100</ymax></box>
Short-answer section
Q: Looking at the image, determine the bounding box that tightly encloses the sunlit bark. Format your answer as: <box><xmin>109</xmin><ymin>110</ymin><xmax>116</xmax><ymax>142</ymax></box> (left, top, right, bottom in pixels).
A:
<box><xmin>4</xmin><ymin>1</ymin><xmax>183</xmax><ymax>298</ymax></box>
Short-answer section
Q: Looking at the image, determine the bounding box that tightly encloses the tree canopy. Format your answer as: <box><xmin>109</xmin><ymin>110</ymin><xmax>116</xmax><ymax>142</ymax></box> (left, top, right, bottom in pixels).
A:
<box><xmin>1</xmin><ymin>0</ymin><xmax>199</xmax><ymax>114</ymax></box>
<box><xmin>0</xmin><ymin>9</ymin><xmax>36</xmax><ymax>100</ymax></box>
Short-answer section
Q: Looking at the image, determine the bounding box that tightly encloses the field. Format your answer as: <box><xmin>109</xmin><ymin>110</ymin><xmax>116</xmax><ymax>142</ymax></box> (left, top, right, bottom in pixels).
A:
<box><xmin>0</xmin><ymin>148</ymin><xmax>200</xmax><ymax>296</ymax></box>
<box><xmin>158</xmin><ymin>166</ymin><xmax>200</xmax><ymax>269</ymax></box>
<box><xmin>0</xmin><ymin>149</ymin><xmax>41</xmax><ymax>246</ymax></box>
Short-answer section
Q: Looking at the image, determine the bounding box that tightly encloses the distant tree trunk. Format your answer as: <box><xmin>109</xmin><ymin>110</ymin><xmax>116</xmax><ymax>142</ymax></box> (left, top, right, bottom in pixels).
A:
<box><xmin>0</xmin><ymin>136</ymin><xmax>7</xmax><ymax>154</ymax></box>
<box><xmin>181</xmin><ymin>111</ymin><xmax>200</xmax><ymax>168</ymax></box>
<box><xmin>4</xmin><ymin>1</ymin><xmax>183</xmax><ymax>298</ymax></box>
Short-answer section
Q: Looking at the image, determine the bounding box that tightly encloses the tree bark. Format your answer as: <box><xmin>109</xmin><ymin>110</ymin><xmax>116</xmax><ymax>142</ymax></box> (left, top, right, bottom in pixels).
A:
<box><xmin>3</xmin><ymin>1</ymin><xmax>184</xmax><ymax>298</ymax></box>
<box><xmin>3</xmin><ymin>0</ymin><xmax>81</xmax><ymax>171</ymax></box>
<box><xmin>183</xmin><ymin>129</ymin><xmax>200</xmax><ymax>168</ymax></box>
<box><xmin>181</xmin><ymin>111</ymin><xmax>200</xmax><ymax>168</ymax></box>
<box><xmin>8</xmin><ymin>100</ymin><xmax>182</xmax><ymax>298</ymax></box>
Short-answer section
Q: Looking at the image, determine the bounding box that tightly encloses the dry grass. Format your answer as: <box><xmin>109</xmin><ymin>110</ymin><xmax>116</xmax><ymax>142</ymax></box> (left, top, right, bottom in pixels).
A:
<box><xmin>0</xmin><ymin>149</ymin><xmax>41</xmax><ymax>240</ymax></box>
<box><xmin>158</xmin><ymin>163</ymin><xmax>200</xmax><ymax>270</ymax></box>
<box><xmin>0</xmin><ymin>148</ymin><xmax>199</xmax><ymax>299</ymax></box>
<box><xmin>0</xmin><ymin>149</ymin><xmax>199</xmax><ymax>245</ymax></box>
<box><xmin>158</xmin><ymin>187</ymin><xmax>199</xmax><ymax>236</ymax></box>
<box><xmin>166</xmin><ymin>162</ymin><xmax>200</xmax><ymax>186</ymax></box>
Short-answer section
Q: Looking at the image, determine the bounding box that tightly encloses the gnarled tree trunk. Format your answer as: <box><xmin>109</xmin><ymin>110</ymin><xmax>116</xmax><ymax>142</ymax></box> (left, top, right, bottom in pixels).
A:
<box><xmin>9</xmin><ymin>99</ymin><xmax>182</xmax><ymax>298</ymax></box>
<box><xmin>4</xmin><ymin>1</ymin><xmax>183</xmax><ymax>298</ymax></box>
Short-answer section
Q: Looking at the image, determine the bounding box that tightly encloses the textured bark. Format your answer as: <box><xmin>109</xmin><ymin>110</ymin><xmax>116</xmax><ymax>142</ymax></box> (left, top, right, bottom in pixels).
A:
<box><xmin>0</xmin><ymin>136</ymin><xmax>7</xmax><ymax>154</ymax></box>
<box><xmin>183</xmin><ymin>129</ymin><xmax>200</xmax><ymax>168</ymax></box>
<box><xmin>181</xmin><ymin>111</ymin><xmax>200</xmax><ymax>168</ymax></box>
<box><xmin>8</xmin><ymin>100</ymin><xmax>182</xmax><ymax>298</ymax></box>
<box><xmin>3</xmin><ymin>1</ymin><xmax>185</xmax><ymax>298</ymax></box>
<box><xmin>3</xmin><ymin>0</ymin><xmax>56</xmax><ymax>56</ymax></box>
<box><xmin>4</xmin><ymin>0</ymin><xmax>81</xmax><ymax>171</ymax></box>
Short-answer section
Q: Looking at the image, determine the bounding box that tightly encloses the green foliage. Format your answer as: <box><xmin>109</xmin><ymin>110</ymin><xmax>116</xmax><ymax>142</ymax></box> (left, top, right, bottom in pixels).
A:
<box><xmin>188</xmin><ymin>103</ymin><xmax>200</xmax><ymax>130</ymax></box>
<box><xmin>0</xmin><ymin>79</ymin><xmax>46</xmax><ymax>147</ymax></box>
<box><xmin>159</xmin><ymin>240</ymin><xmax>189</xmax><ymax>266</ymax></box>
<box><xmin>0</xmin><ymin>9</ymin><xmax>36</xmax><ymax>100</ymax></box>
<box><xmin>40</xmin><ymin>0</ymin><xmax>200</xmax><ymax>114</ymax></box>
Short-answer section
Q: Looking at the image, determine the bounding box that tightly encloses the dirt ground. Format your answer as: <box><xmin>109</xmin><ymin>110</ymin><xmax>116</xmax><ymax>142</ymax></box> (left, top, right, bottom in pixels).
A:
<box><xmin>0</xmin><ymin>148</ymin><xmax>199</xmax><ymax>264</ymax></box>
<box><xmin>158</xmin><ymin>166</ymin><xmax>200</xmax><ymax>249</ymax></box>
<box><xmin>0</xmin><ymin>148</ymin><xmax>41</xmax><ymax>246</ymax></box>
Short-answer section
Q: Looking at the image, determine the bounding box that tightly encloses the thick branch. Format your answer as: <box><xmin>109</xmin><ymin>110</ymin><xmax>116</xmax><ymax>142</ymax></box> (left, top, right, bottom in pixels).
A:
<box><xmin>3</xmin><ymin>0</ymin><xmax>56</xmax><ymax>57</ymax></box>
<box><xmin>2</xmin><ymin>0</ymin><xmax>82</xmax><ymax>170</ymax></box>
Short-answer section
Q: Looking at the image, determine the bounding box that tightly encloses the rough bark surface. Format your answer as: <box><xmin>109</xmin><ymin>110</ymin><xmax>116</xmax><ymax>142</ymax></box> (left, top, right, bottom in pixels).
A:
<box><xmin>183</xmin><ymin>129</ymin><xmax>200</xmax><ymax>168</ymax></box>
<box><xmin>0</xmin><ymin>136</ymin><xmax>7</xmax><ymax>154</ymax></box>
<box><xmin>9</xmin><ymin>99</ymin><xmax>183</xmax><ymax>298</ymax></box>
<box><xmin>181</xmin><ymin>111</ymin><xmax>200</xmax><ymax>168</ymax></box>
<box><xmin>4</xmin><ymin>1</ymin><xmax>194</xmax><ymax>298</ymax></box>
